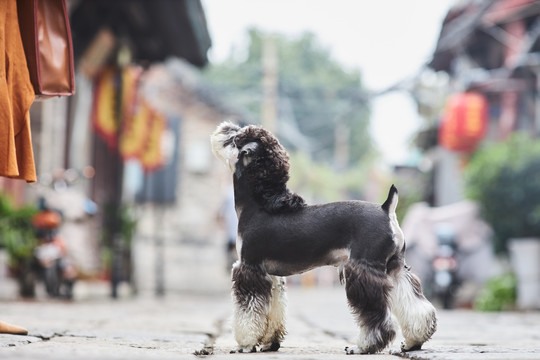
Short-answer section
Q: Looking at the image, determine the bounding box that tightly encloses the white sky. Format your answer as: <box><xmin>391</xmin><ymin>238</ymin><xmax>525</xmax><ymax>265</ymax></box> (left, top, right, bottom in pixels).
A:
<box><xmin>201</xmin><ymin>0</ymin><xmax>454</xmax><ymax>165</ymax></box>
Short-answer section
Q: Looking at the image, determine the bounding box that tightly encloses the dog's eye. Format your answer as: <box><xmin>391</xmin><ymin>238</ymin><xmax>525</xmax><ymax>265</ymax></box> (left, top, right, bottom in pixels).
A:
<box><xmin>224</xmin><ymin>138</ymin><xmax>235</xmax><ymax>148</ymax></box>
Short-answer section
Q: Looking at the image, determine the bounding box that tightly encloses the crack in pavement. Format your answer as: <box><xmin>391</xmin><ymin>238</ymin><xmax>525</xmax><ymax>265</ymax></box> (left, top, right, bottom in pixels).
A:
<box><xmin>29</xmin><ymin>331</ymin><xmax>70</xmax><ymax>341</ymax></box>
<box><xmin>0</xmin><ymin>331</ymin><xmax>99</xmax><ymax>348</ymax></box>
<box><xmin>295</xmin><ymin>313</ymin><xmax>350</xmax><ymax>341</ymax></box>
<box><xmin>194</xmin><ymin>317</ymin><xmax>226</xmax><ymax>356</ymax></box>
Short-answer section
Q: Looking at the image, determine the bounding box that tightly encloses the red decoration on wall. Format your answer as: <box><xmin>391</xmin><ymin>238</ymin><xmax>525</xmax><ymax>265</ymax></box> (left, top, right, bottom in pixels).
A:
<box><xmin>439</xmin><ymin>92</ymin><xmax>488</xmax><ymax>153</ymax></box>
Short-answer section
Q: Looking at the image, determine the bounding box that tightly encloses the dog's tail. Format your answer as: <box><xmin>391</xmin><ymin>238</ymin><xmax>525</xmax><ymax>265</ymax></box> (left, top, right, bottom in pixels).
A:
<box><xmin>381</xmin><ymin>184</ymin><xmax>398</xmax><ymax>214</ymax></box>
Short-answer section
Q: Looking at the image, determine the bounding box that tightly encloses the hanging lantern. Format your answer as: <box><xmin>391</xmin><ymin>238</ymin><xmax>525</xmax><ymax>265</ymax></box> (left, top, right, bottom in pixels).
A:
<box><xmin>439</xmin><ymin>92</ymin><xmax>488</xmax><ymax>153</ymax></box>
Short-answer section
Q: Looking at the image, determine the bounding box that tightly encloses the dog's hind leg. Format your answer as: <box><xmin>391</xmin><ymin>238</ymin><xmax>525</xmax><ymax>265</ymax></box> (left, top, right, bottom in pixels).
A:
<box><xmin>231</xmin><ymin>261</ymin><xmax>273</xmax><ymax>353</ymax></box>
<box><xmin>389</xmin><ymin>266</ymin><xmax>437</xmax><ymax>352</ymax></box>
<box><xmin>344</xmin><ymin>260</ymin><xmax>396</xmax><ymax>354</ymax></box>
<box><xmin>260</xmin><ymin>276</ymin><xmax>287</xmax><ymax>352</ymax></box>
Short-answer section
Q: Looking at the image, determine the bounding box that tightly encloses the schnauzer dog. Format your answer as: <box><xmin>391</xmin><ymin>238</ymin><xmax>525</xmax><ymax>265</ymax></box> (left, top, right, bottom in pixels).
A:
<box><xmin>211</xmin><ymin>122</ymin><xmax>437</xmax><ymax>354</ymax></box>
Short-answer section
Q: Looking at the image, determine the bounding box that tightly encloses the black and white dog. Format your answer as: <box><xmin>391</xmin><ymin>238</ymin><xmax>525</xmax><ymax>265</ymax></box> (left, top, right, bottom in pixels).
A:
<box><xmin>211</xmin><ymin>122</ymin><xmax>437</xmax><ymax>354</ymax></box>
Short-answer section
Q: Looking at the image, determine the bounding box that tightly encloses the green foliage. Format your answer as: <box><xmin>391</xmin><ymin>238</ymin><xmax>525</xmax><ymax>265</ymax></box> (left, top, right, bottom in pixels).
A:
<box><xmin>101</xmin><ymin>203</ymin><xmax>138</xmax><ymax>248</ymax></box>
<box><xmin>288</xmin><ymin>152</ymin><xmax>370</xmax><ymax>202</ymax></box>
<box><xmin>119</xmin><ymin>205</ymin><xmax>138</xmax><ymax>246</ymax></box>
<box><xmin>100</xmin><ymin>203</ymin><xmax>137</xmax><ymax>271</ymax></box>
<box><xmin>0</xmin><ymin>193</ymin><xmax>38</xmax><ymax>267</ymax></box>
<box><xmin>203</xmin><ymin>28</ymin><xmax>375</xmax><ymax>167</ymax></box>
<box><xmin>474</xmin><ymin>273</ymin><xmax>517</xmax><ymax>311</ymax></box>
<box><xmin>464</xmin><ymin>133</ymin><xmax>540</xmax><ymax>253</ymax></box>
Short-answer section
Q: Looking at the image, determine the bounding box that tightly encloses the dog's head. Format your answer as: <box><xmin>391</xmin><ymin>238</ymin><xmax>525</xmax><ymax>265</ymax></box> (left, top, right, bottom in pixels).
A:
<box><xmin>210</xmin><ymin>122</ymin><xmax>243</xmax><ymax>173</ymax></box>
<box><xmin>211</xmin><ymin>121</ymin><xmax>305</xmax><ymax>213</ymax></box>
<box><xmin>211</xmin><ymin>122</ymin><xmax>290</xmax><ymax>180</ymax></box>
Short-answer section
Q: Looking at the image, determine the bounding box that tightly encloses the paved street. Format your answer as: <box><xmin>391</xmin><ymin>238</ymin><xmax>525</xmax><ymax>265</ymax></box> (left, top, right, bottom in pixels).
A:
<box><xmin>1</xmin><ymin>285</ymin><xmax>540</xmax><ymax>360</ymax></box>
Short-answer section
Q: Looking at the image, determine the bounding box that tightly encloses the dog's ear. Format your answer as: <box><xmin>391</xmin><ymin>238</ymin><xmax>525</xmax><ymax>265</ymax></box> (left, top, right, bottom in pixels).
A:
<box><xmin>240</xmin><ymin>142</ymin><xmax>259</xmax><ymax>167</ymax></box>
<box><xmin>382</xmin><ymin>184</ymin><xmax>398</xmax><ymax>214</ymax></box>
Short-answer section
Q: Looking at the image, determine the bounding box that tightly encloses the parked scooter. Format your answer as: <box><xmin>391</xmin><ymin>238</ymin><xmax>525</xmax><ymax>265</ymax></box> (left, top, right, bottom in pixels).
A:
<box><xmin>430</xmin><ymin>224</ymin><xmax>460</xmax><ymax>309</ymax></box>
<box><xmin>32</xmin><ymin>207</ymin><xmax>76</xmax><ymax>299</ymax></box>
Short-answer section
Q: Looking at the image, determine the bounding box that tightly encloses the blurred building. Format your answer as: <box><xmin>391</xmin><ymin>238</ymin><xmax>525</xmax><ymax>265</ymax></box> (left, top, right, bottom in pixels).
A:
<box><xmin>132</xmin><ymin>58</ymin><xmax>248</xmax><ymax>294</ymax></box>
<box><xmin>0</xmin><ymin>0</ymin><xmax>243</xmax><ymax>294</ymax></box>
<box><xmin>407</xmin><ymin>0</ymin><xmax>540</xmax><ymax>308</ymax></box>
<box><xmin>431</xmin><ymin>0</ymin><xmax>540</xmax><ymax>137</ymax></box>
<box><xmin>413</xmin><ymin>0</ymin><xmax>540</xmax><ymax>205</ymax></box>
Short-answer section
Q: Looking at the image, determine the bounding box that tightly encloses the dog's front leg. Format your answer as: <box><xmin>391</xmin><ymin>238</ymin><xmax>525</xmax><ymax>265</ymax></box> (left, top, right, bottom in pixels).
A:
<box><xmin>231</xmin><ymin>261</ymin><xmax>273</xmax><ymax>353</ymax></box>
<box><xmin>259</xmin><ymin>276</ymin><xmax>287</xmax><ymax>352</ymax></box>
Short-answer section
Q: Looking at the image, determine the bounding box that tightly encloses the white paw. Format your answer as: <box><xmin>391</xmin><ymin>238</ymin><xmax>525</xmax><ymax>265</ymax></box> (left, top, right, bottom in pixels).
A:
<box><xmin>260</xmin><ymin>342</ymin><xmax>280</xmax><ymax>352</ymax></box>
<box><xmin>231</xmin><ymin>345</ymin><xmax>256</xmax><ymax>353</ymax></box>
<box><xmin>345</xmin><ymin>346</ymin><xmax>365</xmax><ymax>355</ymax></box>
<box><xmin>345</xmin><ymin>344</ymin><xmax>382</xmax><ymax>355</ymax></box>
<box><xmin>401</xmin><ymin>341</ymin><xmax>422</xmax><ymax>352</ymax></box>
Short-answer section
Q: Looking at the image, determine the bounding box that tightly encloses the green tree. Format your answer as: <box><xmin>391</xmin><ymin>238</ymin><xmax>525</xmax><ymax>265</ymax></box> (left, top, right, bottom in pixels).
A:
<box><xmin>203</xmin><ymin>28</ymin><xmax>375</xmax><ymax>168</ymax></box>
<box><xmin>465</xmin><ymin>134</ymin><xmax>540</xmax><ymax>253</ymax></box>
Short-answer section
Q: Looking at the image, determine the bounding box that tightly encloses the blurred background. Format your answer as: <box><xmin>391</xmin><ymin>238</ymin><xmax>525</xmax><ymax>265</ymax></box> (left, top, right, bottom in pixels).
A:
<box><xmin>1</xmin><ymin>0</ymin><xmax>540</xmax><ymax>312</ymax></box>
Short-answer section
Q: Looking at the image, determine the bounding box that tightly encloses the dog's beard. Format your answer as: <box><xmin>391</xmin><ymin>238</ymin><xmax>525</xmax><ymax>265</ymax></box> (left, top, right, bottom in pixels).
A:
<box><xmin>211</xmin><ymin>122</ymin><xmax>241</xmax><ymax>173</ymax></box>
<box><xmin>215</xmin><ymin>144</ymin><xmax>239</xmax><ymax>173</ymax></box>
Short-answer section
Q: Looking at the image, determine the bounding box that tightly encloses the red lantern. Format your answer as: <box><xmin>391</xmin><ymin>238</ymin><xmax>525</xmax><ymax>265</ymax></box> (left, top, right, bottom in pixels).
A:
<box><xmin>439</xmin><ymin>92</ymin><xmax>488</xmax><ymax>153</ymax></box>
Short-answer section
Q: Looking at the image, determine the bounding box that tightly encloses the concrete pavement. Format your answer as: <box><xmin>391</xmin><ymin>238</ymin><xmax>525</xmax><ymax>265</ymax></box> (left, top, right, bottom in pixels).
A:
<box><xmin>1</xmin><ymin>285</ymin><xmax>540</xmax><ymax>360</ymax></box>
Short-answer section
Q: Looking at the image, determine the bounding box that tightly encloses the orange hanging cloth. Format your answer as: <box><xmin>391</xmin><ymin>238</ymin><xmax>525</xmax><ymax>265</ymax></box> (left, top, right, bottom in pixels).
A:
<box><xmin>92</xmin><ymin>67</ymin><xmax>119</xmax><ymax>149</ymax></box>
<box><xmin>0</xmin><ymin>0</ymin><xmax>36</xmax><ymax>182</ymax></box>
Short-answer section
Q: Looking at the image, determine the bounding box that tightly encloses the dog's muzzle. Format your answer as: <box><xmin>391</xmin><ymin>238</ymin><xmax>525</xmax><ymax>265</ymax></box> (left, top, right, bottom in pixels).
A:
<box><xmin>211</xmin><ymin>121</ymin><xmax>242</xmax><ymax>173</ymax></box>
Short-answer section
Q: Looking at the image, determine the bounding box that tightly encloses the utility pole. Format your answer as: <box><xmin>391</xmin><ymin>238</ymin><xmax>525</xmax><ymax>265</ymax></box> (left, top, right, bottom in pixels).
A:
<box><xmin>334</xmin><ymin>117</ymin><xmax>350</xmax><ymax>172</ymax></box>
<box><xmin>262</xmin><ymin>35</ymin><xmax>278</xmax><ymax>133</ymax></box>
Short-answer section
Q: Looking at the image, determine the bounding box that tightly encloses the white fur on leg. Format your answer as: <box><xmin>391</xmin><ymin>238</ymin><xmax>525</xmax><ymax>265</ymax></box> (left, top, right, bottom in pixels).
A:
<box><xmin>231</xmin><ymin>262</ymin><xmax>270</xmax><ymax>353</ymax></box>
<box><xmin>389</xmin><ymin>269</ymin><xmax>437</xmax><ymax>351</ymax></box>
<box><xmin>260</xmin><ymin>276</ymin><xmax>287</xmax><ymax>351</ymax></box>
<box><xmin>233</xmin><ymin>303</ymin><xmax>266</xmax><ymax>352</ymax></box>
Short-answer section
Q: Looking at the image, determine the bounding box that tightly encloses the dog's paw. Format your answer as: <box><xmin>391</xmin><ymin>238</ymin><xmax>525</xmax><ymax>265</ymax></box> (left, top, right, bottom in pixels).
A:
<box><xmin>345</xmin><ymin>345</ymin><xmax>380</xmax><ymax>355</ymax></box>
<box><xmin>260</xmin><ymin>342</ymin><xmax>280</xmax><ymax>352</ymax></box>
<box><xmin>401</xmin><ymin>341</ymin><xmax>422</xmax><ymax>352</ymax></box>
<box><xmin>230</xmin><ymin>346</ymin><xmax>257</xmax><ymax>353</ymax></box>
<box><xmin>345</xmin><ymin>346</ymin><xmax>365</xmax><ymax>355</ymax></box>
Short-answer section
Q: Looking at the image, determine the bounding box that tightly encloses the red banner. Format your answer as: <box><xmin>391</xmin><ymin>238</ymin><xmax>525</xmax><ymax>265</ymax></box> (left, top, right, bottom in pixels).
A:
<box><xmin>92</xmin><ymin>65</ymin><xmax>167</xmax><ymax>172</ymax></box>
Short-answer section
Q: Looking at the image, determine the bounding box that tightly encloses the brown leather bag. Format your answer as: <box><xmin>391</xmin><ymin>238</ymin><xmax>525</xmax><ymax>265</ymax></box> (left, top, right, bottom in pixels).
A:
<box><xmin>17</xmin><ymin>0</ymin><xmax>75</xmax><ymax>99</ymax></box>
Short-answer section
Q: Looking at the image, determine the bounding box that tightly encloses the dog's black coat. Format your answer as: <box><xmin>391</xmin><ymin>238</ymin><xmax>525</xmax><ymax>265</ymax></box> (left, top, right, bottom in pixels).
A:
<box><xmin>211</xmin><ymin>122</ymin><xmax>437</xmax><ymax>354</ymax></box>
<box><xmin>345</xmin><ymin>260</ymin><xmax>395</xmax><ymax>353</ymax></box>
<box><xmin>232</xmin><ymin>126</ymin><xmax>397</xmax><ymax>275</ymax></box>
<box><xmin>238</xmin><ymin>198</ymin><xmax>397</xmax><ymax>276</ymax></box>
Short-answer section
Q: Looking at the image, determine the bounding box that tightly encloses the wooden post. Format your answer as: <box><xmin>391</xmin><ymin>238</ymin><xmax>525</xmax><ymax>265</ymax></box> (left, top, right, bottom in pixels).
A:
<box><xmin>262</xmin><ymin>35</ymin><xmax>278</xmax><ymax>133</ymax></box>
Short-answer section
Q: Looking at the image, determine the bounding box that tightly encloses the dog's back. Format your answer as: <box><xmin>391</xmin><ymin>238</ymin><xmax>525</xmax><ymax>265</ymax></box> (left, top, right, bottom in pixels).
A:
<box><xmin>238</xmin><ymin>190</ymin><xmax>398</xmax><ymax>277</ymax></box>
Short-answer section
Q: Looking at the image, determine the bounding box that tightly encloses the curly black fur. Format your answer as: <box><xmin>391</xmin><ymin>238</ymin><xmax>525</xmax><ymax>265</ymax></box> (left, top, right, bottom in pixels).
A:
<box><xmin>234</xmin><ymin>126</ymin><xmax>306</xmax><ymax>214</ymax></box>
<box><xmin>345</xmin><ymin>260</ymin><xmax>396</xmax><ymax>353</ymax></box>
<box><xmin>232</xmin><ymin>262</ymin><xmax>272</xmax><ymax>310</ymax></box>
